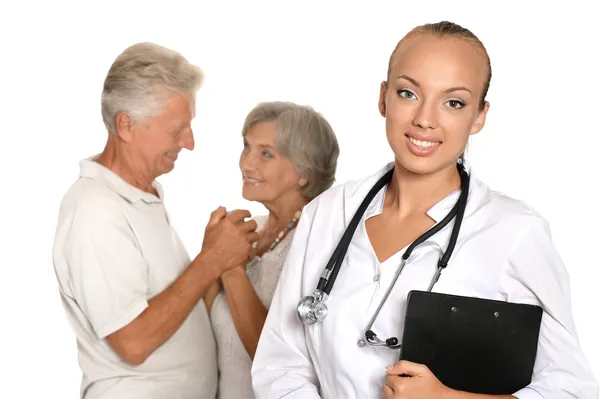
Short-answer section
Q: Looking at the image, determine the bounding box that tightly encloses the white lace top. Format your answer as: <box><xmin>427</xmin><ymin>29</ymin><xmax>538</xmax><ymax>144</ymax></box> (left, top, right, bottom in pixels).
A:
<box><xmin>209</xmin><ymin>215</ymin><xmax>295</xmax><ymax>399</ymax></box>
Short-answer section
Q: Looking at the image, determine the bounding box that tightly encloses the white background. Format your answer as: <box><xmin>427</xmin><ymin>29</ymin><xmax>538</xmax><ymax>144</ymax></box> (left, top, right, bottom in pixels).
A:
<box><xmin>1</xmin><ymin>0</ymin><xmax>599</xmax><ymax>397</ymax></box>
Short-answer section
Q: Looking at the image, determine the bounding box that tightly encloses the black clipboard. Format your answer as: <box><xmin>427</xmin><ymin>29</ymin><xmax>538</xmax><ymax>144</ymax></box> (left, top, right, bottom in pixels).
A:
<box><xmin>398</xmin><ymin>290</ymin><xmax>543</xmax><ymax>395</ymax></box>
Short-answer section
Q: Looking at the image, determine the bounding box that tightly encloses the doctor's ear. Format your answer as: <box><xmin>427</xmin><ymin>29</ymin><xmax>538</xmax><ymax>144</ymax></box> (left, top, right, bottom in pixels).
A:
<box><xmin>378</xmin><ymin>81</ymin><xmax>387</xmax><ymax>117</ymax></box>
<box><xmin>470</xmin><ymin>101</ymin><xmax>490</xmax><ymax>136</ymax></box>
<box><xmin>298</xmin><ymin>176</ymin><xmax>308</xmax><ymax>187</ymax></box>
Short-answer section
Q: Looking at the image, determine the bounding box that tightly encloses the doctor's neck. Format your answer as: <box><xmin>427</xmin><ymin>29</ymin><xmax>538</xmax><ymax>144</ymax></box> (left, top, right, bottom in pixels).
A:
<box><xmin>385</xmin><ymin>160</ymin><xmax>461</xmax><ymax>217</ymax></box>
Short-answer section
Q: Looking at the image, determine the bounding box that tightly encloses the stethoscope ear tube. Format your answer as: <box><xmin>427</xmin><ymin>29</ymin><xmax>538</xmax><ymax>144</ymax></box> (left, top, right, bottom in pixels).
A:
<box><xmin>437</xmin><ymin>164</ymin><xmax>470</xmax><ymax>269</ymax></box>
<box><xmin>318</xmin><ymin>168</ymin><xmax>395</xmax><ymax>295</ymax></box>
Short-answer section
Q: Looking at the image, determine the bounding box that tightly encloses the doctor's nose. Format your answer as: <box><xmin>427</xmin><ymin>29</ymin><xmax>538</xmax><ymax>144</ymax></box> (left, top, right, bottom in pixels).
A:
<box><xmin>412</xmin><ymin>102</ymin><xmax>439</xmax><ymax>130</ymax></box>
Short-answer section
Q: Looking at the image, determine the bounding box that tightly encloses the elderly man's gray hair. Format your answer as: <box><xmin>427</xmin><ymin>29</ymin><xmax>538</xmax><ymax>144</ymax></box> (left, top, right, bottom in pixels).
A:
<box><xmin>242</xmin><ymin>101</ymin><xmax>340</xmax><ymax>200</ymax></box>
<box><xmin>101</xmin><ymin>42</ymin><xmax>204</xmax><ymax>134</ymax></box>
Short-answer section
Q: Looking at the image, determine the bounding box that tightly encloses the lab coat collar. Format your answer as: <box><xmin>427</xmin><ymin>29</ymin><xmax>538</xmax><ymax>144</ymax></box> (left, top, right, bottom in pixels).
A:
<box><xmin>343</xmin><ymin>160</ymin><xmax>480</xmax><ymax>251</ymax></box>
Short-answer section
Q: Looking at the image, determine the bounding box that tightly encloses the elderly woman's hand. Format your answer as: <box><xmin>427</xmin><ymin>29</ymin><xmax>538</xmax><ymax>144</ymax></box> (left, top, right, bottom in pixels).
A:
<box><xmin>200</xmin><ymin>207</ymin><xmax>259</xmax><ymax>277</ymax></box>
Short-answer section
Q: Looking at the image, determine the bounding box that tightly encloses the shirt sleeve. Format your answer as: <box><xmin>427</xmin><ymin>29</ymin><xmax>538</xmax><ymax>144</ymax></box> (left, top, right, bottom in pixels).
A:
<box><xmin>252</xmin><ymin>201</ymin><xmax>322</xmax><ymax>398</ymax></box>
<box><xmin>62</xmin><ymin>198</ymin><xmax>149</xmax><ymax>340</ymax></box>
<box><xmin>501</xmin><ymin>216</ymin><xmax>598</xmax><ymax>399</ymax></box>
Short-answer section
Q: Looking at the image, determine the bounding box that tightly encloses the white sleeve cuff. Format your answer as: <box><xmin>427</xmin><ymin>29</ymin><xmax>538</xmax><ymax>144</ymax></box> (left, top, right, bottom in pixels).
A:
<box><xmin>95</xmin><ymin>299</ymin><xmax>149</xmax><ymax>339</ymax></box>
<box><xmin>512</xmin><ymin>386</ymin><xmax>544</xmax><ymax>399</ymax></box>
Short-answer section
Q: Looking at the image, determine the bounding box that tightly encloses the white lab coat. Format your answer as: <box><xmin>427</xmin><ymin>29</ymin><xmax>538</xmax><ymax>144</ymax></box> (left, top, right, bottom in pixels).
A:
<box><xmin>251</xmin><ymin>162</ymin><xmax>598</xmax><ymax>399</ymax></box>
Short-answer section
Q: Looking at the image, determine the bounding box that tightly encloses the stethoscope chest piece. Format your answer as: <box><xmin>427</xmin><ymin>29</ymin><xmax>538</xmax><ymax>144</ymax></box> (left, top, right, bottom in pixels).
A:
<box><xmin>297</xmin><ymin>290</ymin><xmax>329</xmax><ymax>325</ymax></box>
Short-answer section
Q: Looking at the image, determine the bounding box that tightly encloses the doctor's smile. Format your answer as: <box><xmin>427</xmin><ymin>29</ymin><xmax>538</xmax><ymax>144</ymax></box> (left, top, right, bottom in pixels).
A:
<box><xmin>405</xmin><ymin>132</ymin><xmax>442</xmax><ymax>156</ymax></box>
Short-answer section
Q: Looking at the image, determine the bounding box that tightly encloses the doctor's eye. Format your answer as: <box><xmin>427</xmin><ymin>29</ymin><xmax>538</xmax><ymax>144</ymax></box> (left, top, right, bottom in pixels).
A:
<box><xmin>262</xmin><ymin>150</ymin><xmax>274</xmax><ymax>159</ymax></box>
<box><xmin>397</xmin><ymin>89</ymin><xmax>417</xmax><ymax>100</ymax></box>
<box><xmin>446</xmin><ymin>99</ymin><xmax>465</xmax><ymax>109</ymax></box>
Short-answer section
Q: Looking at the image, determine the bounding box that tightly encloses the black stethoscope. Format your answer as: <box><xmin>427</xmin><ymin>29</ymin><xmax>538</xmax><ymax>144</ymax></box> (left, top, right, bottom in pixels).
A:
<box><xmin>297</xmin><ymin>161</ymin><xmax>470</xmax><ymax>349</ymax></box>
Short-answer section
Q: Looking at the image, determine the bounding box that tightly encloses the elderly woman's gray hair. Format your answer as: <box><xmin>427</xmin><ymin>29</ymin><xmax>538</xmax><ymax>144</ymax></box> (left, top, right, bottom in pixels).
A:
<box><xmin>242</xmin><ymin>101</ymin><xmax>340</xmax><ymax>200</ymax></box>
<box><xmin>101</xmin><ymin>42</ymin><xmax>204</xmax><ymax>134</ymax></box>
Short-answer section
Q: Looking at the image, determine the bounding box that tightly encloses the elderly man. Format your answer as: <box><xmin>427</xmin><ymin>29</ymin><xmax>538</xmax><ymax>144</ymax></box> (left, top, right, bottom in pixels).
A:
<box><xmin>52</xmin><ymin>42</ymin><xmax>258</xmax><ymax>399</ymax></box>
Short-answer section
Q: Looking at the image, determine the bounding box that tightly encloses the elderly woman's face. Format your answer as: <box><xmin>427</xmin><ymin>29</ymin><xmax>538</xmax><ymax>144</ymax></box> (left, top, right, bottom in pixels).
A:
<box><xmin>239</xmin><ymin>122</ymin><xmax>305</xmax><ymax>205</ymax></box>
<box><xmin>379</xmin><ymin>34</ymin><xmax>489</xmax><ymax>176</ymax></box>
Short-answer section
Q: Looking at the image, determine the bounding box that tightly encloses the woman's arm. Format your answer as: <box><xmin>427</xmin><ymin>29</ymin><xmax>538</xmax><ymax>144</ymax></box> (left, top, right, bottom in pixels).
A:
<box><xmin>500</xmin><ymin>216</ymin><xmax>598</xmax><ymax>399</ymax></box>
<box><xmin>203</xmin><ymin>279</ymin><xmax>222</xmax><ymax>313</ymax></box>
<box><xmin>220</xmin><ymin>266</ymin><xmax>267</xmax><ymax>359</ymax></box>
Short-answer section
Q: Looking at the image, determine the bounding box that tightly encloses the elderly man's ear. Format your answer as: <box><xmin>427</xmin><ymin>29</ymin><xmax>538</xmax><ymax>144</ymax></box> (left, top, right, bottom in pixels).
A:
<box><xmin>115</xmin><ymin>112</ymin><xmax>134</xmax><ymax>142</ymax></box>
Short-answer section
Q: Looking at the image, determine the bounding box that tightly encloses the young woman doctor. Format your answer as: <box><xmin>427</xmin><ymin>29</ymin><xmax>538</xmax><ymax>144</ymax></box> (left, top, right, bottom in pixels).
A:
<box><xmin>251</xmin><ymin>21</ymin><xmax>598</xmax><ymax>399</ymax></box>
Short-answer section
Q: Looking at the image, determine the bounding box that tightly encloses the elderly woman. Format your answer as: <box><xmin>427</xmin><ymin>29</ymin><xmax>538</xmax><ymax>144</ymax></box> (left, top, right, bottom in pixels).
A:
<box><xmin>203</xmin><ymin>101</ymin><xmax>340</xmax><ymax>398</ymax></box>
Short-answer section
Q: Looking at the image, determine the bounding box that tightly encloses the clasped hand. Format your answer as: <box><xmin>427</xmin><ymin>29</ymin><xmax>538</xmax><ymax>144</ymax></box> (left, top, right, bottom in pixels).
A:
<box><xmin>201</xmin><ymin>206</ymin><xmax>259</xmax><ymax>277</ymax></box>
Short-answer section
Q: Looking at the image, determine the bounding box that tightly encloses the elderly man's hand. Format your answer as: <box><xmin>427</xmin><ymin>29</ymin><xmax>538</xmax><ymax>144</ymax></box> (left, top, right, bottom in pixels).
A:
<box><xmin>199</xmin><ymin>206</ymin><xmax>259</xmax><ymax>275</ymax></box>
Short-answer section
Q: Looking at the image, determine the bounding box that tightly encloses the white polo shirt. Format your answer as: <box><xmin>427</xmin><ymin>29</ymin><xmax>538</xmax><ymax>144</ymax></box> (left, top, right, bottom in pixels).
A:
<box><xmin>53</xmin><ymin>157</ymin><xmax>217</xmax><ymax>399</ymax></box>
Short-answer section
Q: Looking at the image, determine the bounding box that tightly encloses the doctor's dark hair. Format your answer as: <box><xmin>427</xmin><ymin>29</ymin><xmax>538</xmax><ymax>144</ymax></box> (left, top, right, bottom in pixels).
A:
<box><xmin>241</xmin><ymin>101</ymin><xmax>340</xmax><ymax>200</ymax></box>
<box><xmin>387</xmin><ymin>21</ymin><xmax>492</xmax><ymax>110</ymax></box>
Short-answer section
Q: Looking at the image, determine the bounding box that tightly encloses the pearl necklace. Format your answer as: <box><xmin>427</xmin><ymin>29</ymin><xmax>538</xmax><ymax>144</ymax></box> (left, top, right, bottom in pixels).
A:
<box><xmin>247</xmin><ymin>210</ymin><xmax>302</xmax><ymax>268</ymax></box>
